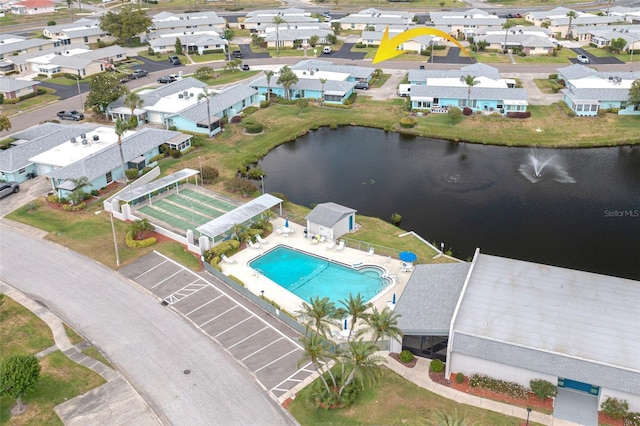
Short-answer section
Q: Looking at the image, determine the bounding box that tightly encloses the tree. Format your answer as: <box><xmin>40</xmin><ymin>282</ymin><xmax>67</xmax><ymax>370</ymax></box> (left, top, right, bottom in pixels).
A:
<box><xmin>363</xmin><ymin>306</ymin><xmax>403</xmax><ymax>346</ymax></box>
<box><xmin>339</xmin><ymin>293</ymin><xmax>371</xmax><ymax>341</ymax></box>
<box><xmin>297</xmin><ymin>332</ymin><xmax>337</xmax><ymax>395</ymax></box>
<box><xmin>309</xmin><ymin>35</ymin><xmax>319</xmax><ymax>48</ymax></box>
<box><xmin>431</xmin><ymin>409</ymin><xmax>469</xmax><ymax>426</ymax></box>
<box><xmin>175</xmin><ymin>38</ymin><xmax>183</xmax><ymax>55</ymax></box>
<box><xmin>0</xmin><ymin>355</ymin><xmax>41</xmax><ymax>414</ymax></box>
<box><xmin>115</xmin><ymin>118</ymin><xmax>131</xmax><ymax>182</ymax></box>
<box><xmin>129</xmin><ymin>218</ymin><xmax>153</xmax><ymax>240</ymax></box>
<box><xmin>265</xmin><ymin>70</ymin><xmax>274</xmax><ymax>101</ymax></box>
<box><xmin>502</xmin><ymin>21</ymin><xmax>515</xmax><ymax>54</ymax></box>
<box><xmin>338</xmin><ymin>338</ymin><xmax>385</xmax><ymax>394</ymax></box>
<box><xmin>296</xmin><ymin>296</ymin><xmax>339</xmax><ymax>339</ymax></box>
<box><xmin>224</xmin><ymin>28</ymin><xmax>234</xmax><ymax>41</ymax></box>
<box><xmin>331</xmin><ymin>22</ymin><xmax>341</xmax><ymax>35</ymax></box>
<box><xmin>195</xmin><ymin>66</ymin><xmax>215</xmax><ymax>81</ymax></box>
<box><xmin>296</xmin><ymin>98</ymin><xmax>308</xmax><ymax>114</ymax></box>
<box><xmin>99</xmin><ymin>7</ymin><xmax>152</xmax><ymax>46</ymax></box>
<box><xmin>68</xmin><ymin>176</ymin><xmax>89</xmax><ymax>205</ymax></box>
<box><xmin>0</xmin><ymin>115</ymin><xmax>10</xmax><ymax>132</ymax></box>
<box><xmin>197</xmin><ymin>88</ymin><xmax>214</xmax><ymax>137</ymax></box>
<box><xmin>319</xmin><ymin>77</ymin><xmax>327</xmax><ymax>105</ymax></box>
<box><xmin>629</xmin><ymin>79</ymin><xmax>640</xmax><ymax>108</ymax></box>
<box><xmin>276</xmin><ymin>66</ymin><xmax>298</xmax><ymax>100</ymax></box>
<box><xmin>447</xmin><ymin>106</ymin><xmax>463</xmax><ymax>125</ymax></box>
<box><xmin>85</xmin><ymin>72</ymin><xmax>127</xmax><ymax>117</ymax></box>
<box><xmin>272</xmin><ymin>16</ymin><xmax>286</xmax><ymax>54</ymax></box>
<box><xmin>65</xmin><ymin>0</ymin><xmax>73</xmax><ymax>19</ymax></box>
<box><xmin>566</xmin><ymin>11</ymin><xmax>577</xmax><ymax>40</ymax></box>
<box><xmin>124</xmin><ymin>91</ymin><xmax>143</xmax><ymax>127</ymax></box>
<box><xmin>609</xmin><ymin>37</ymin><xmax>626</xmax><ymax>54</ymax></box>
<box><xmin>463</xmin><ymin>74</ymin><xmax>479</xmax><ymax>106</ymax></box>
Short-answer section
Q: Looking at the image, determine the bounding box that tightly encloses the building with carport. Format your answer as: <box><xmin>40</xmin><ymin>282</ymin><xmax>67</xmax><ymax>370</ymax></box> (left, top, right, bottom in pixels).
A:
<box><xmin>391</xmin><ymin>249</ymin><xmax>640</xmax><ymax>425</ymax></box>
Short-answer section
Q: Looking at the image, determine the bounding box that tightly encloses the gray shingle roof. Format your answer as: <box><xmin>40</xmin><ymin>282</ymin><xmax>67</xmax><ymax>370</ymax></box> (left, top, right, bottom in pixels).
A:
<box><xmin>75</xmin><ymin>45</ymin><xmax>126</xmax><ymax>61</ymax></box>
<box><xmin>408</xmin><ymin>63</ymin><xmax>502</xmax><ymax>83</ymax></box>
<box><xmin>562</xmin><ymin>86</ymin><xmax>631</xmax><ymax>102</ymax></box>
<box><xmin>171</xmin><ymin>83</ymin><xmax>257</xmax><ymax>123</ymax></box>
<box><xmin>0</xmin><ymin>37</ymin><xmax>54</xmax><ymax>55</ymax></box>
<box><xmin>395</xmin><ymin>262</ymin><xmax>471</xmax><ymax>335</ymax></box>
<box><xmin>249</xmin><ymin>75</ymin><xmax>355</xmax><ymax>95</ymax></box>
<box><xmin>0</xmin><ymin>77</ymin><xmax>38</xmax><ymax>93</ymax></box>
<box><xmin>305</xmin><ymin>202</ymin><xmax>356</xmax><ymax>228</ymax></box>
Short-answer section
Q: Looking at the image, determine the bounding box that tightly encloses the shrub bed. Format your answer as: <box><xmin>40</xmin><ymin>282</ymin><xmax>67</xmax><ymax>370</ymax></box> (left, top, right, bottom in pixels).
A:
<box><xmin>529</xmin><ymin>379</ymin><xmax>557</xmax><ymax>400</ymax></box>
<box><xmin>399</xmin><ymin>117</ymin><xmax>417</xmax><ymax>128</ymax></box>
<box><xmin>125</xmin><ymin>230</ymin><xmax>157</xmax><ymax>248</ymax></box>
<box><xmin>245</xmin><ymin>122</ymin><xmax>264</xmax><ymax>134</ymax></box>
<box><xmin>506</xmin><ymin>111</ymin><xmax>531</xmax><ymax>119</ymax></box>
<box><xmin>469</xmin><ymin>374</ymin><xmax>528</xmax><ymax>399</ymax></box>
<box><xmin>430</xmin><ymin>359</ymin><xmax>444</xmax><ymax>373</ymax></box>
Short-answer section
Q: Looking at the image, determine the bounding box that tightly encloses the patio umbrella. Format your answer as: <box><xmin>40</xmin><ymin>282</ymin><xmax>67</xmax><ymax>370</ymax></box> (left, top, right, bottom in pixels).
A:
<box><xmin>399</xmin><ymin>251</ymin><xmax>417</xmax><ymax>263</ymax></box>
<box><xmin>392</xmin><ymin>293</ymin><xmax>396</xmax><ymax>304</ymax></box>
<box><xmin>343</xmin><ymin>319</ymin><xmax>348</xmax><ymax>330</ymax></box>
<box><xmin>285</xmin><ymin>218</ymin><xmax>289</xmax><ymax>228</ymax></box>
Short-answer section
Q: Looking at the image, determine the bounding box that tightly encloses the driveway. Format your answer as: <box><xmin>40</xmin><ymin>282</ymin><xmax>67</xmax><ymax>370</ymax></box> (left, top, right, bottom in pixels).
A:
<box><xmin>434</xmin><ymin>47</ymin><xmax>475</xmax><ymax>65</ymax></box>
<box><xmin>570</xmin><ymin>48</ymin><xmax>624</xmax><ymax>65</ymax></box>
<box><xmin>0</xmin><ymin>228</ymin><xmax>297</xmax><ymax>426</ymax></box>
<box><xmin>238</xmin><ymin>44</ymin><xmax>270</xmax><ymax>59</ymax></box>
<box><xmin>0</xmin><ymin>176</ymin><xmax>50</xmax><ymax>218</ymax></box>
<box><xmin>329</xmin><ymin>43</ymin><xmax>366</xmax><ymax>60</ymax></box>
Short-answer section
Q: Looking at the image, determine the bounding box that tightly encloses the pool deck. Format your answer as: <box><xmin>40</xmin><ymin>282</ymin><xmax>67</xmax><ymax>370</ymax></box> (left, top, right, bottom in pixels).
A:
<box><xmin>219</xmin><ymin>218</ymin><xmax>411</xmax><ymax>324</ymax></box>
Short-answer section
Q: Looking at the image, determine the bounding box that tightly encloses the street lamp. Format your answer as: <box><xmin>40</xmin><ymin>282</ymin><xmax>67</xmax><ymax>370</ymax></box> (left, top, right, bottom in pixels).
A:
<box><xmin>260</xmin><ymin>290</ymin><xmax>264</xmax><ymax>299</ymax></box>
<box><xmin>74</xmin><ymin>73</ymin><xmax>84</xmax><ymax>113</ymax></box>
<box><xmin>198</xmin><ymin>156</ymin><xmax>203</xmax><ymax>186</ymax></box>
<box><xmin>525</xmin><ymin>407</ymin><xmax>532</xmax><ymax>426</ymax></box>
<box><xmin>260</xmin><ymin>175</ymin><xmax>265</xmax><ymax>194</ymax></box>
<box><xmin>109</xmin><ymin>210</ymin><xmax>120</xmax><ymax>267</ymax></box>
<box><xmin>440</xmin><ymin>242</ymin><xmax>445</xmax><ymax>254</ymax></box>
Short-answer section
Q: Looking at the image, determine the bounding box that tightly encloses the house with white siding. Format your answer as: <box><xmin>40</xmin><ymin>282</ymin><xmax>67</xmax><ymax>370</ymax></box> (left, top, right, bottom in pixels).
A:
<box><xmin>242</xmin><ymin>8</ymin><xmax>313</xmax><ymax>32</ymax></box>
<box><xmin>360</xmin><ymin>25</ymin><xmax>439</xmax><ymax>52</ymax></box>
<box><xmin>305</xmin><ymin>202</ymin><xmax>357</xmax><ymax>241</ymax></box>
<box><xmin>42</xmin><ymin>18</ymin><xmax>115</xmax><ymax>45</ymax></box>
<box><xmin>337</xmin><ymin>8</ymin><xmax>414</xmax><ymax>31</ymax></box>
<box><xmin>429</xmin><ymin>8</ymin><xmax>506</xmax><ymax>39</ymax></box>
<box><xmin>10</xmin><ymin>0</ymin><xmax>53</xmax><ymax>15</ymax></box>
<box><xmin>525</xmin><ymin>7</ymin><xmax>619</xmax><ymax>38</ymax></box>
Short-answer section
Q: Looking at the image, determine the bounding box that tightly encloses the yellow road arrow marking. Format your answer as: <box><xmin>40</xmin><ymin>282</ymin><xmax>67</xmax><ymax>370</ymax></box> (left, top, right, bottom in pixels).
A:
<box><xmin>372</xmin><ymin>26</ymin><xmax>472</xmax><ymax>64</ymax></box>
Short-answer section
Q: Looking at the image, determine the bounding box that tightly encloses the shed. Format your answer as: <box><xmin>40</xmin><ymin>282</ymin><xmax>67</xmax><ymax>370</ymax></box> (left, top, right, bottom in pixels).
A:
<box><xmin>304</xmin><ymin>202</ymin><xmax>356</xmax><ymax>241</ymax></box>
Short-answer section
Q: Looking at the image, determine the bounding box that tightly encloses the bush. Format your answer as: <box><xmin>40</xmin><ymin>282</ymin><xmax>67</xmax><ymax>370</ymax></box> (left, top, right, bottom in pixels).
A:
<box><xmin>399</xmin><ymin>350</ymin><xmax>414</xmax><ymax>363</ymax></box>
<box><xmin>601</xmin><ymin>397</ymin><xmax>629</xmax><ymax>420</ymax></box>
<box><xmin>548</xmin><ymin>73</ymin><xmax>558</xmax><ymax>80</ymax></box>
<box><xmin>90</xmin><ymin>189</ymin><xmax>99</xmax><ymax>197</ymax></box>
<box><xmin>399</xmin><ymin>117</ymin><xmax>416</xmax><ymax>128</ymax></box>
<box><xmin>230</xmin><ymin>115</ymin><xmax>242</xmax><ymax>124</ymax></box>
<box><xmin>557</xmin><ymin>101</ymin><xmax>576</xmax><ymax>117</ymax></box>
<box><xmin>245</xmin><ymin>122</ymin><xmax>263</xmax><ymax>134</ymax></box>
<box><xmin>506</xmin><ymin>111</ymin><xmax>531</xmax><ymax>119</ymax></box>
<box><xmin>390</xmin><ymin>212</ymin><xmax>402</xmax><ymax>226</ymax></box>
<box><xmin>47</xmin><ymin>194</ymin><xmax>59</xmax><ymax>203</ymax></box>
<box><xmin>126</xmin><ymin>168</ymin><xmax>139</xmax><ymax>180</ymax></box>
<box><xmin>260</xmin><ymin>100</ymin><xmax>271</xmax><ymax>108</ymax></box>
<box><xmin>62</xmin><ymin>202</ymin><xmax>86</xmax><ymax>211</ymax></box>
<box><xmin>201</xmin><ymin>165</ymin><xmax>219</xmax><ymax>183</ymax></box>
<box><xmin>455</xmin><ymin>372</ymin><xmax>465</xmax><ymax>384</ymax></box>
<box><xmin>462</xmin><ymin>107</ymin><xmax>473</xmax><ymax>116</ymax></box>
<box><xmin>468</xmin><ymin>374</ymin><xmax>528</xmax><ymax>399</ymax></box>
<box><xmin>224</xmin><ymin>177</ymin><xmax>256</xmax><ymax>197</ymax></box>
<box><xmin>47</xmin><ymin>20</ymin><xmax>56</xmax><ymax>26</ymax></box>
<box><xmin>430</xmin><ymin>359</ymin><xmax>444</xmax><ymax>373</ymax></box>
<box><xmin>125</xmin><ymin>230</ymin><xmax>157</xmax><ymax>248</ymax></box>
<box><xmin>530</xmin><ymin>379</ymin><xmax>557</xmax><ymax>400</ymax></box>
<box><xmin>203</xmin><ymin>239</ymin><xmax>241</xmax><ymax>263</ymax></box>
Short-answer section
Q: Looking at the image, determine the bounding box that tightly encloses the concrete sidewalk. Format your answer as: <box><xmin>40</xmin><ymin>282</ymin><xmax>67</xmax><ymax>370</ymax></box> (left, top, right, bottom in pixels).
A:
<box><xmin>383</xmin><ymin>354</ymin><xmax>578</xmax><ymax>426</ymax></box>
<box><xmin>1</xmin><ymin>283</ymin><xmax>160</xmax><ymax>425</ymax></box>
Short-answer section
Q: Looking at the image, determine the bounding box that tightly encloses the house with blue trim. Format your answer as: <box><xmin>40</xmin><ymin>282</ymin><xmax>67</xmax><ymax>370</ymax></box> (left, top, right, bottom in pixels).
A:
<box><xmin>558</xmin><ymin>64</ymin><xmax>640</xmax><ymax>116</ymax></box>
<box><xmin>407</xmin><ymin>63</ymin><xmax>528</xmax><ymax>115</ymax></box>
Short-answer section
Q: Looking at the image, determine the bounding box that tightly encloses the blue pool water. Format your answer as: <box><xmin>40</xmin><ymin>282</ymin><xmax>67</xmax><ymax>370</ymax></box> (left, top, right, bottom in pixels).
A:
<box><xmin>249</xmin><ymin>246</ymin><xmax>388</xmax><ymax>304</ymax></box>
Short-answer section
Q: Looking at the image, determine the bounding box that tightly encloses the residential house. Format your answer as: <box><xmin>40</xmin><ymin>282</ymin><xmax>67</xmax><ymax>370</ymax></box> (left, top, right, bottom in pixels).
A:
<box><xmin>10</xmin><ymin>0</ymin><xmax>53</xmax><ymax>15</ymax></box>
<box><xmin>474</xmin><ymin>26</ymin><xmax>557</xmax><ymax>55</ymax></box>
<box><xmin>23</xmin><ymin>45</ymin><xmax>127</xmax><ymax>77</ymax></box>
<box><xmin>0</xmin><ymin>33</ymin><xmax>57</xmax><ymax>60</ymax></box>
<box><xmin>577</xmin><ymin>25</ymin><xmax>640</xmax><ymax>50</ymax></box>
<box><xmin>557</xmin><ymin>64</ymin><xmax>640</xmax><ymax>116</ymax></box>
<box><xmin>291</xmin><ymin>59</ymin><xmax>374</xmax><ymax>84</ymax></box>
<box><xmin>337</xmin><ymin>8</ymin><xmax>414</xmax><ymax>31</ymax></box>
<box><xmin>525</xmin><ymin>7</ymin><xmax>619</xmax><ymax>38</ymax></box>
<box><xmin>606</xmin><ymin>6</ymin><xmax>640</xmax><ymax>24</ymax></box>
<box><xmin>305</xmin><ymin>202</ymin><xmax>357</xmax><ymax>241</ymax></box>
<box><xmin>42</xmin><ymin>18</ymin><xmax>115</xmax><ymax>45</ymax></box>
<box><xmin>406</xmin><ymin>63</ymin><xmax>527</xmax><ymax>115</ymax></box>
<box><xmin>429</xmin><ymin>8</ymin><xmax>506</xmax><ymax>39</ymax></box>
<box><xmin>6</xmin><ymin>42</ymin><xmax>88</xmax><ymax>74</ymax></box>
<box><xmin>242</xmin><ymin>8</ymin><xmax>312</xmax><ymax>32</ymax></box>
<box><xmin>0</xmin><ymin>76</ymin><xmax>38</xmax><ymax>99</ymax></box>
<box><xmin>261</xmin><ymin>28</ymin><xmax>333</xmax><ymax>49</ymax></box>
<box><xmin>392</xmin><ymin>250</ymin><xmax>640</xmax><ymax>425</ymax></box>
<box><xmin>148</xmin><ymin>33</ymin><xmax>227</xmax><ymax>55</ymax></box>
<box><xmin>150</xmin><ymin>11</ymin><xmax>226</xmax><ymax>32</ymax></box>
<box><xmin>360</xmin><ymin>25</ymin><xmax>439</xmax><ymax>53</ymax></box>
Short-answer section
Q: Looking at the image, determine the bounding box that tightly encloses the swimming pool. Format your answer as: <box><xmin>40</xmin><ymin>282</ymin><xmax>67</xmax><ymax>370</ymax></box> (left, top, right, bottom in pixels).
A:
<box><xmin>249</xmin><ymin>245</ymin><xmax>390</xmax><ymax>304</ymax></box>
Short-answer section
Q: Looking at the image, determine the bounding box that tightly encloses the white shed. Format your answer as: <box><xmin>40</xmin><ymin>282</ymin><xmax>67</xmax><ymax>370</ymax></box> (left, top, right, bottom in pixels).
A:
<box><xmin>305</xmin><ymin>202</ymin><xmax>356</xmax><ymax>241</ymax></box>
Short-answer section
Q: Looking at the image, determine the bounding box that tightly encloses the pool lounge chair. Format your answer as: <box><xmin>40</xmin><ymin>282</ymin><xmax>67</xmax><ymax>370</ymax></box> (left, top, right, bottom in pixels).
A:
<box><xmin>368</xmin><ymin>247</ymin><xmax>375</xmax><ymax>256</ymax></box>
<box><xmin>335</xmin><ymin>240</ymin><xmax>345</xmax><ymax>251</ymax></box>
<box><xmin>221</xmin><ymin>254</ymin><xmax>236</xmax><ymax>264</ymax></box>
<box><xmin>256</xmin><ymin>234</ymin><xmax>269</xmax><ymax>244</ymax></box>
<box><xmin>326</xmin><ymin>241</ymin><xmax>335</xmax><ymax>250</ymax></box>
<box><xmin>248</xmin><ymin>240</ymin><xmax>262</xmax><ymax>249</ymax></box>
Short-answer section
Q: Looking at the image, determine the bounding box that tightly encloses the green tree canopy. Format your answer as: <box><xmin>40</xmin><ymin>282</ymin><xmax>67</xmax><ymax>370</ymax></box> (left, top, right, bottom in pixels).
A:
<box><xmin>0</xmin><ymin>354</ymin><xmax>41</xmax><ymax>413</ymax></box>
<box><xmin>100</xmin><ymin>7</ymin><xmax>151</xmax><ymax>45</ymax></box>
<box><xmin>630</xmin><ymin>79</ymin><xmax>640</xmax><ymax>107</ymax></box>
<box><xmin>447</xmin><ymin>107</ymin><xmax>463</xmax><ymax>125</ymax></box>
<box><xmin>0</xmin><ymin>115</ymin><xmax>10</xmax><ymax>132</ymax></box>
<box><xmin>610</xmin><ymin>37</ymin><xmax>627</xmax><ymax>54</ymax></box>
<box><xmin>85</xmin><ymin>73</ymin><xmax>128</xmax><ymax>116</ymax></box>
<box><xmin>175</xmin><ymin>38</ymin><xmax>183</xmax><ymax>55</ymax></box>
<box><xmin>276</xmin><ymin>66</ymin><xmax>299</xmax><ymax>100</ymax></box>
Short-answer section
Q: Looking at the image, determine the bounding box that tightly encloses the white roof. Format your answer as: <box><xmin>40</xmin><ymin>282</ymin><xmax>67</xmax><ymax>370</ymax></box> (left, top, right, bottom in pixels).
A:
<box><xmin>145</xmin><ymin>86</ymin><xmax>210</xmax><ymax>114</ymax></box>
<box><xmin>453</xmin><ymin>252</ymin><xmax>640</xmax><ymax>373</ymax></box>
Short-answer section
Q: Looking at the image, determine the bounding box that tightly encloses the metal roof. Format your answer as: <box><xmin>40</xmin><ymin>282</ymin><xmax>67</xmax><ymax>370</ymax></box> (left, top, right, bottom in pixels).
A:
<box><xmin>115</xmin><ymin>168</ymin><xmax>199</xmax><ymax>202</ymax></box>
<box><xmin>197</xmin><ymin>194</ymin><xmax>283</xmax><ymax>240</ymax></box>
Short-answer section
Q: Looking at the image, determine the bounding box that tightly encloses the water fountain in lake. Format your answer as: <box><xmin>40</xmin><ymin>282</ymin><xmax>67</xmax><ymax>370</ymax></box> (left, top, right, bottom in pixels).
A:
<box><xmin>519</xmin><ymin>149</ymin><xmax>576</xmax><ymax>184</ymax></box>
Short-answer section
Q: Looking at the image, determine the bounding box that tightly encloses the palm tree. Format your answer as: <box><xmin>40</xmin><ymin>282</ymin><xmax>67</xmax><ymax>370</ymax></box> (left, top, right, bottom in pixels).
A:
<box><xmin>338</xmin><ymin>338</ymin><xmax>385</xmax><ymax>394</ymax></box>
<box><xmin>265</xmin><ymin>70</ymin><xmax>274</xmax><ymax>101</ymax></box>
<box><xmin>297</xmin><ymin>332</ymin><xmax>337</xmax><ymax>393</ymax></box>
<box><xmin>115</xmin><ymin>118</ymin><xmax>131</xmax><ymax>183</ymax></box>
<box><xmin>363</xmin><ymin>306</ymin><xmax>403</xmax><ymax>347</ymax></box>
<box><xmin>339</xmin><ymin>293</ymin><xmax>371</xmax><ymax>341</ymax></box>
<box><xmin>124</xmin><ymin>91</ymin><xmax>143</xmax><ymax>127</ymax></box>
<box><xmin>68</xmin><ymin>176</ymin><xmax>89</xmax><ymax>204</ymax></box>
<box><xmin>319</xmin><ymin>77</ymin><xmax>327</xmax><ymax>105</ymax></box>
<box><xmin>296</xmin><ymin>296</ymin><xmax>339</xmax><ymax>338</ymax></box>
<box><xmin>197</xmin><ymin>88</ymin><xmax>214</xmax><ymax>137</ymax></box>
<box><xmin>272</xmin><ymin>16</ymin><xmax>286</xmax><ymax>54</ymax></box>
<box><xmin>462</xmin><ymin>74</ymin><xmax>479</xmax><ymax>107</ymax></box>
<box><xmin>566</xmin><ymin>11</ymin><xmax>577</xmax><ymax>40</ymax></box>
<box><xmin>431</xmin><ymin>409</ymin><xmax>469</xmax><ymax>426</ymax></box>
<box><xmin>502</xmin><ymin>21</ymin><xmax>515</xmax><ymax>54</ymax></box>
<box><xmin>276</xmin><ymin>66</ymin><xmax>298</xmax><ymax>100</ymax></box>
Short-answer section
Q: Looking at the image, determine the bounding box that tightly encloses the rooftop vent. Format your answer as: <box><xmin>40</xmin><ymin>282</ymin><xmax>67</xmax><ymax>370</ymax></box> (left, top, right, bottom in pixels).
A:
<box><xmin>178</xmin><ymin>94</ymin><xmax>184</xmax><ymax>99</ymax></box>
<box><xmin>81</xmin><ymin>139</ymin><xmax>88</xmax><ymax>145</ymax></box>
<box><xmin>93</xmin><ymin>135</ymin><xmax>99</xmax><ymax>141</ymax></box>
<box><xmin>80</xmin><ymin>133</ymin><xmax>86</xmax><ymax>139</ymax></box>
<box><xmin>70</xmin><ymin>137</ymin><xmax>77</xmax><ymax>143</ymax></box>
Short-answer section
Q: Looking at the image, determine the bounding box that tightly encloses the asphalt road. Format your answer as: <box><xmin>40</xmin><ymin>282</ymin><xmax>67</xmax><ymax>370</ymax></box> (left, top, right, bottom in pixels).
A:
<box><xmin>0</xmin><ymin>227</ymin><xmax>297</xmax><ymax>426</ymax></box>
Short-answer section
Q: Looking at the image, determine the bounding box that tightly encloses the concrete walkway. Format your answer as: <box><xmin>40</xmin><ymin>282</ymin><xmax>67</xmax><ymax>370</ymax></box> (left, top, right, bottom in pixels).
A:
<box><xmin>1</xmin><ymin>284</ymin><xmax>160</xmax><ymax>425</ymax></box>
<box><xmin>384</xmin><ymin>354</ymin><xmax>578</xmax><ymax>426</ymax></box>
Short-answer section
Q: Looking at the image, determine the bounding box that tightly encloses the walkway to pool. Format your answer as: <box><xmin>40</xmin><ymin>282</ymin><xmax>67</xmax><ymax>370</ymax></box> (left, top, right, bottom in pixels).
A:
<box><xmin>219</xmin><ymin>217</ymin><xmax>412</xmax><ymax>320</ymax></box>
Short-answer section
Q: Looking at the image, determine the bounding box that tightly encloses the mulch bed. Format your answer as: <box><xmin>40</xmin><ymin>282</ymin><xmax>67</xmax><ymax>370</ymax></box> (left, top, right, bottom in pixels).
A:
<box><xmin>389</xmin><ymin>352</ymin><xmax>417</xmax><ymax>368</ymax></box>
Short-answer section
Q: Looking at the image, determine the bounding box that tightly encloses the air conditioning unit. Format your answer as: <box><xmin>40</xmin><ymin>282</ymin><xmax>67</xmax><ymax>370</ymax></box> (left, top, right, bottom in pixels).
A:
<box><xmin>81</xmin><ymin>139</ymin><xmax>88</xmax><ymax>145</ymax></box>
<box><xmin>178</xmin><ymin>94</ymin><xmax>184</xmax><ymax>99</ymax></box>
<box><xmin>80</xmin><ymin>133</ymin><xmax>86</xmax><ymax>139</ymax></box>
<box><xmin>190</xmin><ymin>93</ymin><xmax>194</xmax><ymax>97</ymax></box>
<box><xmin>70</xmin><ymin>137</ymin><xmax>77</xmax><ymax>143</ymax></box>
<box><xmin>183</xmin><ymin>91</ymin><xmax>189</xmax><ymax>97</ymax></box>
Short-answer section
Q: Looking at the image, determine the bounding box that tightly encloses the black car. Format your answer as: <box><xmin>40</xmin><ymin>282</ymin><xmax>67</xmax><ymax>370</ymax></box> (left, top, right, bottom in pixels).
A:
<box><xmin>157</xmin><ymin>75</ymin><xmax>177</xmax><ymax>83</ymax></box>
<box><xmin>168</xmin><ymin>55</ymin><xmax>182</xmax><ymax>65</ymax></box>
<box><xmin>241</xmin><ymin>64</ymin><xmax>250</xmax><ymax>71</ymax></box>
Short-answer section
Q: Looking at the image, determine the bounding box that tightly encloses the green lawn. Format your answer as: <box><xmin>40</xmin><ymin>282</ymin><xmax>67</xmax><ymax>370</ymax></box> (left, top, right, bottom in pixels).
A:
<box><xmin>0</xmin><ymin>297</ymin><xmax>105</xmax><ymax>424</ymax></box>
<box><xmin>191</xmin><ymin>52</ymin><xmax>228</xmax><ymax>63</ymax></box>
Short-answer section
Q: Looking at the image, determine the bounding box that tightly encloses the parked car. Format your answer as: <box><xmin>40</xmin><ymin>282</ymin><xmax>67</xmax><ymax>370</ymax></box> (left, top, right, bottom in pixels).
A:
<box><xmin>577</xmin><ymin>54</ymin><xmax>590</xmax><ymax>64</ymax></box>
<box><xmin>130</xmin><ymin>69</ymin><xmax>149</xmax><ymax>79</ymax></box>
<box><xmin>354</xmin><ymin>81</ymin><xmax>369</xmax><ymax>90</ymax></box>
<box><xmin>241</xmin><ymin>64</ymin><xmax>250</xmax><ymax>71</ymax></box>
<box><xmin>323</xmin><ymin>46</ymin><xmax>332</xmax><ymax>54</ymax></box>
<box><xmin>233</xmin><ymin>50</ymin><xmax>242</xmax><ymax>58</ymax></box>
<box><xmin>119</xmin><ymin>74</ymin><xmax>130</xmax><ymax>83</ymax></box>
<box><xmin>168</xmin><ymin>55</ymin><xmax>182</xmax><ymax>65</ymax></box>
<box><xmin>57</xmin><ymin>110</ymin><xmax>84</xmax><ymax>121</ymax></box>
<box><xmin>0</xmin><ymin>181</ymin><xmax>20</xmax><ymax>199</ymax></box>
<box><xmin>157</xmin><ymin>75</ymin><xmax>177</xmax><ymax>84</ymax></box>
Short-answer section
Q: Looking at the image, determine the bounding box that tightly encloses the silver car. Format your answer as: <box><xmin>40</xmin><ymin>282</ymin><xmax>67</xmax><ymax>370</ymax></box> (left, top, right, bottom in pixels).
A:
<box><xmin>0</xmin><ymin>181</ymin><xmax>19</xmax><ymax>199</ymax></box>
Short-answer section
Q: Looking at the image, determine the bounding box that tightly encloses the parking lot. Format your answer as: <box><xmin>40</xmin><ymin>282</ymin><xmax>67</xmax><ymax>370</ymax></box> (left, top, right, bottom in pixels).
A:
<box><xmin>119</xmin><ymin>251</ymin><xmax>315</xmax><ymax>401</ymax></box>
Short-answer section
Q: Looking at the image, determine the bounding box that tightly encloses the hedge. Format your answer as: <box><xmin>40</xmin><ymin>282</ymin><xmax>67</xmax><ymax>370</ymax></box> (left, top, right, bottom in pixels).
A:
<box><xmin>506</xmin><ymin>111</ymin><xmax>531</xmax><ymax>119</ymax></box>
<box><xmin>125</xmin><ymin>230</ymin><xmax>157</xmax><ymax>248</ymax></box>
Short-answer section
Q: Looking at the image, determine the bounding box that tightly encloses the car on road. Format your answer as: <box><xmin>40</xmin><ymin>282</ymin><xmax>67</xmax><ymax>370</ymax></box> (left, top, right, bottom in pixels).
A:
<box><xmin>354</xmin><ymin>81</ymin><xmax>369</xmax><ymax>90</ymax></box>
<box><xmin>168</xmin><ymin>55</ymin><xmax>182</xmax><ymax>65</ymax></box>
<box><xmin>0</xmin><ymin>182</ymin><xmax>20</xmax><ymax>199</ymax></box>
<box><xmin>577</xmin><ymin>54</ymin><xmax>590</xmax><ymax>64</ymax></box>
<box><xmin>157</xmin><ymin>75</ymin><xmax>177</xmax><ymax>83</ymax></box>
<box><xmin>130</xmin><ymin>69</ymin><xmax>149</xmax><ymax>79</ymax></box>
<box><xmin>57</xmin><ymin>110</ymin><xmax>84</xmax><ymax>121</ymax></box>
<box><xmin>233</xmin><ymin>50</ymin><xmax>242</xmax><ymax>58</ymax></box>
<box><xmin>241</xmin><ymin>64</ymin><xmax>250</xmax><ymax>71</ymax></box>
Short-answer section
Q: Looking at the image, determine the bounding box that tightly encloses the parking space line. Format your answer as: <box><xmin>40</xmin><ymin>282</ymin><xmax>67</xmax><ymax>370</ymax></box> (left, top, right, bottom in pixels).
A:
<box><xmin>185</xmin><ymin>295</ymin><xmax>223</xmax><ymax>316</ymax></box>
<box><xmin>150</xmin><ymin>270</ymin><xmax>182</xmax><ymax>289</ymax></box>
<box><xmin>254</xmin><ymin>348</ymin><xmax>299</xmax><ymax>373</ymax></box>
<box><xmin>228</xmin><ymin>326</ymin><xmax>269</xmax><ymax>349</ymax></box>
<box><xmin>153</xmin><ymin>251</ymin><xmax>303</xmax><ymax>350</ymax></box>
<box><xmin>164</xmin><ymin>280</ymin><xmax>207</xmax><ymax>304</ymax></box>
<box><xmin>241</xmin><ymin>338</ymin><xmax>284</xmax><ymax>361</ymax></box>
<box><xmin>199</xmin><ymin>305</ymin><xmax>237</xmax><ymax>327</ymax></box>
<box><xmin>270</xmin><ymin>362</ymin><xmax>315</xmax><ymax>394</ymax></box>
<box><xmin>135</xmin><ymin>259</ymin><xmax>169</xmax><ymax>280</ymax></box>
<box><xmin>214</xmin><ymin>316</ymin><xmax>253</xmax><ymax>338</ymax></box>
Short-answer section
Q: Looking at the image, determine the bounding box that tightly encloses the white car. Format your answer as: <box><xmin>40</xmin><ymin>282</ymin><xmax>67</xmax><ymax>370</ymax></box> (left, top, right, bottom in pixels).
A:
<box><xmin>577</xmin><ymin>55</ymin><xmax>590</xmax><ymax>64</ymax></box>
